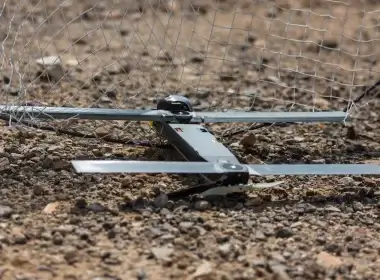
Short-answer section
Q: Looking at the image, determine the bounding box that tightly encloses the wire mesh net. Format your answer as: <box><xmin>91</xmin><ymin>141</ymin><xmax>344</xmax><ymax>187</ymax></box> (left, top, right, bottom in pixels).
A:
<box><xmin>0</xmin><ymin>0</ymin><xmax>379</xmax><ymax>142</ymax></box>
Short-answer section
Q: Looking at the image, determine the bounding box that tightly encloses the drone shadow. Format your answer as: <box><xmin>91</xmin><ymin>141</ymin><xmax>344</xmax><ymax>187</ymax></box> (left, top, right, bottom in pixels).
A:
<box><xmin>112</xmin><ymin>182</ymin><xmax>379</xmax><ymax>215</ymax></box>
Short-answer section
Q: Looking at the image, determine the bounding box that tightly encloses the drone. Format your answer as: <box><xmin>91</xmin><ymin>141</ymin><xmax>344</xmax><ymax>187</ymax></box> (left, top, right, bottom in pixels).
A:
<box><xmin>1</xmin><ymin>95</ymin><xmax>380</xmax><ymax>197</ymax></box>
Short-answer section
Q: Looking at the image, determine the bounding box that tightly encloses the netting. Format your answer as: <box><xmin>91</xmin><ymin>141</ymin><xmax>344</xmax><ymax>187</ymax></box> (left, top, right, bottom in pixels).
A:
<box><xmin>0</xmin><ymin>0</ymin><xmax>380</xmax><ymax>142</ymax></box>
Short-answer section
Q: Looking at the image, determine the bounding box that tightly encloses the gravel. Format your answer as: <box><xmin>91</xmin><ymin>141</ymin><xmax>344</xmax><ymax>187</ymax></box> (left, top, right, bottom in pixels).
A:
<box><xmin>1</xmin><ymin>0</ymin><xmax>380</xmax><ymax>279</ymax></box>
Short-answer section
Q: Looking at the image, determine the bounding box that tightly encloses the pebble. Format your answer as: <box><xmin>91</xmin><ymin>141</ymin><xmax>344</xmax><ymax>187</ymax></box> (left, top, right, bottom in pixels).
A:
<box><xmin>311</xmin><ymin>159</ymin><xmax>326</xmax><ymax>164</ymax></box>
<box><xmin>316</xmin><ymin>252</ymin><xmax>342</xmax><ymax>268</ymax></box>
<box><xmin>275</xmin><ymin>227</ymin><xmax>294</xmax><ymax>238</ymax></box>
<box><xmin>151</xmin><ymin>246</ymin><xmax>173</xmax><ymax>261</ymax></box>
<box><xmin>35</xmin><ymin>55</ymin><xmax>65</xmax><ymax>81</ymax></box>
<box><xmin>0</xmin><ymin>205</ymin><xmax>13</xmax><ymax>218</ymax></box>
<box><xmin>218</xmin><ymin>243</ymin><xmax>231</xmax><ymax>257</ymax></box>
<box><xmin>255</xmin><ymin>230</ymin><xmax>267</xmax><ymax>241</ymax></box>
<box><xmin>2</xmin><ymin>85</ymin><xmax>19</xmax><ymax>96</ymax></box>
<box><xmin>87</xmin><ymin>202</ymin><xmax>108</xmax><ymax>213</ymax></box>
<box><xmin>324</xmin><ymin>205</ymin><xmax>341</xmax><ymax>213</ymax></box>
<box><xmin>192</xmin><ymin>261</ymin><xmax>213</xmax><ymax>278</ymax></box>
<box><xmin>179</xmin><ymin>222</ymin><xmax>194</xmax><ymax>232</ymax></box>
<box><xmin>43</xmin><ymin>202</ymin><xmax>60</xmax><ymax>214</ymax></box>
<box><xmin>270</xmin><ymin>262</ymin><xmax>292</xmax><ymax>280</ymax></box>
<box><xmin>13</xmin><ymin>233</ymin><xmax>27</xmax><ymax>245</ymax></box>
<box><xmin>75</xmin><ymin>198</ymin><xmax>87</xmax><ymax>209</ymax></box>
<box><xmin>52</xmin><ymin>233</ymin><xmax>64</xmax><ymax>245</ymax></box>
<box><xmin>194</xmin><ymin>200</ymin><xmax>210</xmax><ymax>211</ymax></box>
<box><xmin>353</xmin><ymin>201</ymin><xmax>364</xmax><ymax>211</ymax></box>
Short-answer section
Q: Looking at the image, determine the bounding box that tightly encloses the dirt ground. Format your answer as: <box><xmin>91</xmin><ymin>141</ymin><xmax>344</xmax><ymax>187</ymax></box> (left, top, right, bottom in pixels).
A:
<box><xmin>1</xmin><ymin>0</ymin><xmax>380</xmax><ymax>279</ymax></box>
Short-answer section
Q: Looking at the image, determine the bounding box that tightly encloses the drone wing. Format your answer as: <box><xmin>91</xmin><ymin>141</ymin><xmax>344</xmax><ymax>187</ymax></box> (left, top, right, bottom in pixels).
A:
<box><xmin>247</xmin><ymin>164</ymin><xmax>380</xmax><ymax>175</ymax></box>
<box><xmin>0</xmin><ymin>105</ymin><xmax>349</xmax><ymax>123</ymax></box>
<box><xmin>72</xmin><ymin>160</ymin><xmax>380</xmax><ymax>175</ymax></box>
<box><xmin>71</xmin><ymin>160</ymin><xmax>229</xmax><ymax>174</ymax></box>
<box><xmin>192</xmin><ymin>111</ymin><xmax>349</xmax><ymax>123</ymax></box>
<box><xmin>0</xmin><ymin>105</ymin><xmax>173</xmax><ymax>121</ymax></box>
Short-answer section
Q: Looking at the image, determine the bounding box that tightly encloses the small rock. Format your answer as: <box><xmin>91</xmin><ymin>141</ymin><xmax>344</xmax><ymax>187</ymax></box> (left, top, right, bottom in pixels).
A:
<box><xmin>314</xmin><ymin>97</ymin><xmax>330</xmax><ymax>110</ymax></box>
<box><xmin>193</xmin><ymin>226</ymin><xmax>207</xmax><ymax>236</ymax></box>
<box><xmin>52</xmin><ymin>233</ymin><xmax>64</xmax><ymax>245</ymax></box>
<box><xmin>240</xmin><ymin>133</ymin><xmax>256</xmax><ymax>147</ymax></box>
<box><xmin>66</xmin><ymin>59</ymin><xmax>79</xmax><ymax>66</ymax></box>
<box><xmin>43</xmin><ymin>202</ymin><xmax>59</xmax><ymax>214</ymax></box>
<box><xmin>275</xmin><ymin>227</ymin><xmax>294</xmax><ymax>238</ymax></box>
<box><xmin>55</xmin><ymin>225</ymin><xmax>75</xmax><ymax>235</ymax></box>
<box><xmin>267</xmin><ymin>75</ymin><xmax>280</xmax><ymax>83</ymax></box>
<box><xmin>32</xmin><ymin>185</ymin><xmax>45</xmax><ymax>196</ymax></box>
<box><xmin>324</xmin><ymin>205</ymin><xmax>341</xmax><ymax>213</ymax></box>
<box><xmin>0</xmin><ymin>157</ymin><xmax>10</xmax><ymax>169</ymax></box>
<box><xmin>0</xmin><ymin>205</ymin><xmax>13</xmax><ymax>218</ymax></box>
<box><xmin>136</xmin><ymin>269</ymin><xmax>148</xmax><ymax>280</ymax></box>
<box><xmin>245</xmin><ymin>196</ymin><xmax>263</xmax><ymax>206</ymax></box>
<box><xmin>2</xmin><ymin>85</ymin><xmax>19</xmax><ymax>96</ymax></box>
<box><xmin>100</xmin><ymin>96</ymin><xmax>112</xmax><ymax>103</ymax></box>
<box><xmin>94</xmin><ymin>127</ymin><xmax>110</xmax><ymax>137</ymax></box>
<box><xmin>218</xmin><ymin>243</ymin><xmax>231</xmax><ymax>257</ymax></box>
<box><xmin>64</xmin><ymin>249</ymin><xmax>77</xmax><ymax>264</ymax></box>
<box><xmin>75</xmin><ymin>198</ymin><xmax>87</xmax><ymax>209</ymax></box>
<box><xmin>342</xmin><ymin>176</ymin><xmax>355</xmax><ymax>185</ymax></box>
<box><xmin>352</xmin><ymin>201</ymin><xmax>364</xmax><ymax>211</ymax></box>
<box><xmin>311</xmin><ymin>158</ymin><xmax>326</xmax><ymax>164</ymax></box>
<box><xmin>160</xmin><ymin>234</ymin><xmax>175</xmax><ymax>241</ymax></box>
<box><xmin>324</xmin><ymin>243</ymin><xmax>342</xmax><ymax>254</ymax></box>
<box><xmin>316</xmin><ymin>236</ymin><xmax>327</xmax><ymax>245</ymax></box>
<box><xmin>255</xmin><ymin>230</ymin><xmax>267</xmax><ymax>241</ymax></box>
<box><xmin>194</xmin><ymin>200</ymin><xmax>210</xmax><ymax>211</ymax></box>
<box><xmin>13</xmin><ymin>233</ymin><xmax>27</xmax><ymax>245</ymax></box>
<box><xmin>295</xmin><ymin>202</ymin><xmax>317</xmax><ymax>213</ymax></box>
<box><xmin>87</xmin><ymin>202</ymin><xmax>108</xmax><ymax>212</ymax></box>
<box><xmin>103</xmin><ymin>256</ymin><xmax>122</xmax><ymax>265</ymax></box>
<box><xmin>99</xmin><ymin>87</ymin><xmax>117</xmax><ymax>99</ymax></box>
<box><xmin>35</xmin><ymin>55</ymin><xmax>65</xmax><ymax>81</ymax></box>
<box><xmin>363</xmin><ymin>178</ymin><xmax>377</xmax><ymax>188</ymax></box>
<box><xmin>191</xmin><ymin>261</ymin><xmax>213</xmax><ymax>278</ymax></box>
<box><xmin>151</xmin><ymin>246</ymin><xmax>173</xmax><ymax>261</ymax></box>
<box><xmin>270</xmin><ymin>262</ymin><xmax>292</xmax><ymax>280</ymax></box>
<box><xmin>294</xmin><ymin>136</ymin><xmax>304</xmax><ymax>142</ymax></box>
<box><xmin>179</xmin><ymin>222</ymin><xmax>194</xmax><ymax>232</ymax></box>
<box><xmin>290</xmin><ymin>221</ymin><xmax>303</xmax><ymax>228</ymax></box>
<box><xmin>347</xmin><ymin>243</ymin><xmax>361</xmax><ymax>253</ymax></box>
<box><xmin>149</xmin><ymin>227</ymin><xmax>163</xmax><ymax>238</ymax></box>
<box><xmin>316</xmin><ymin>251</ymin><xmax>342</xmax><ymax>269</ymax></box>
<box><xmin>195</xmin><ymin>88</ymin><xmax>209</xmax><ymax>98</ymax></box>
<box><xmin>76</xmin><ymin>228</ymin><xmax>91</xmax><ymax>240</ymax></box>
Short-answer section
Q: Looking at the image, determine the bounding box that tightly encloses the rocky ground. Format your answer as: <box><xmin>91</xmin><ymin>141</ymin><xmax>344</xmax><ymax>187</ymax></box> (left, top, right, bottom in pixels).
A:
<box><xmin>1</xmin><ymin>0</ymin><xmax>380</xmax><ymax>279</ymax></box>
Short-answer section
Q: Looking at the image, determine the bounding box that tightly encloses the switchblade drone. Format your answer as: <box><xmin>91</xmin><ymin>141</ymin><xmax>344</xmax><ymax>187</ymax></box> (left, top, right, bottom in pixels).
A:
<box><xmin>2</xmin><ymin>95</ymin><xmax>380</xmax><ymax>195</ymax></box>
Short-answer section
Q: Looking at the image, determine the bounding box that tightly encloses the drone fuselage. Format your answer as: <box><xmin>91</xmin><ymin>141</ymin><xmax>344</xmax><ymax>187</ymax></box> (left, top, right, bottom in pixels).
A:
<box><xmin>151</xmin><ymin>120</ymin><xmax>250</xmax><ymax>186</ymax></box>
